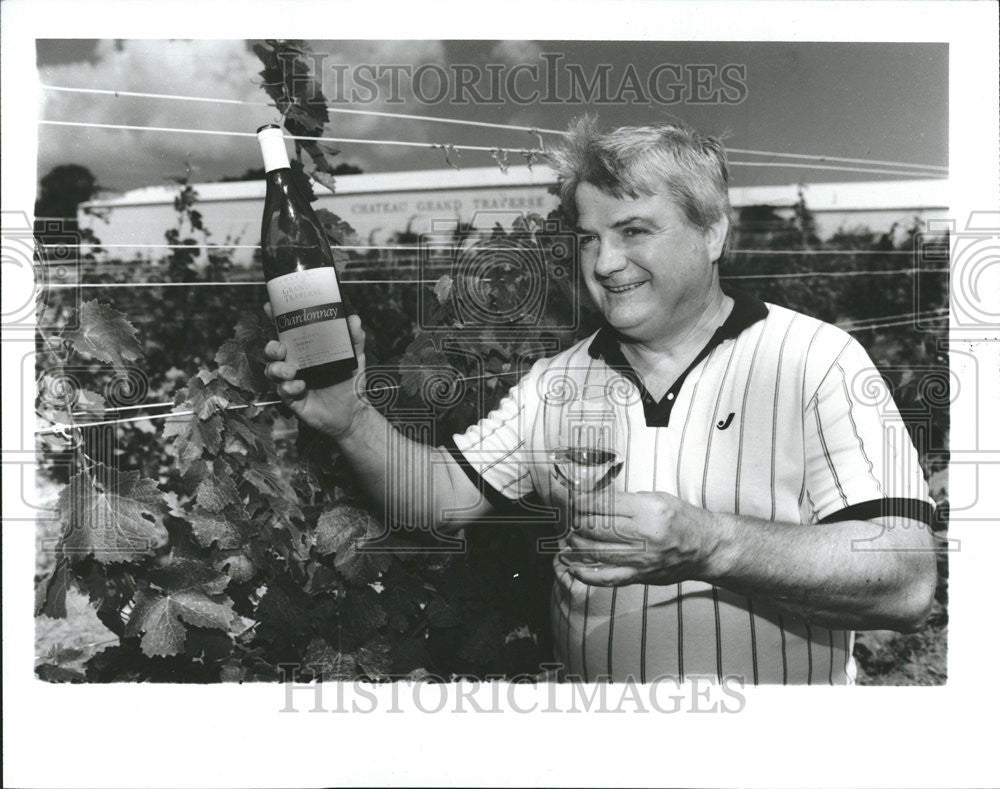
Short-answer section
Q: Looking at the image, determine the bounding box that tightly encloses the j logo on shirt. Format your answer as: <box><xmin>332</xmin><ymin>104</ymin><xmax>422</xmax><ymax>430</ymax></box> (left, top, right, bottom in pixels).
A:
<box><xmin>716</xmin><ymin>412</ymin><xmax>735</xmax><ymax>430</ymax></box>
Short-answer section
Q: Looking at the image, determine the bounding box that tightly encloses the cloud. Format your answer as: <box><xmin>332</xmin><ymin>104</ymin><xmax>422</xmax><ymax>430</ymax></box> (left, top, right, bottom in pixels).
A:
<box><xmin>35</xmin><ymin>38</ymin><xmax>562</xmax><ymax>190</ymax></box>
<box><xmin>304</xmin><ymin>39</ymin><xmax>449</xmax><ymax>162</ymax></box>
<box><xmin>36</xmin><ymin>39</ymin><xmax>458</xmax><ymax>190</ymax></box>
<box><xmin>38</xmin><ymin>40</ymin><xmax>272</xmax><ymax>190</ymax></box>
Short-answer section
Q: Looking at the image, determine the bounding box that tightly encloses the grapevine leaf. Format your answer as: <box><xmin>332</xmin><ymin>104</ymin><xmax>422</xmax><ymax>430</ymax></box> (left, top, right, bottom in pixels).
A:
<box><xmin>355</xmin><ymin>635</ymin><xmax>392</xmax><ymax>680</ymax></box>
<box><xmin>216</xmin><ymin>553</ymin><xmax>256</xmax><ymax>583</ymax></box>
<box><xmin>162</xmin><ymin>412</ymin><xmax>223</xmax><ymax>469</ymax></box>
<box><xmin>300</xmin><ymin>141</ymin><xmax>337</xmax><ymax>180</ymax></box>
<box><xmin>245</xmin><ymin>454</ymin><xmax>298</xmax><ymax>505</ymax></box>
<box><xmin>219</xmin><ymin>663</ymin><xmax>247</xmax><ymax>683</ymax></box>
<box><xmin>126</xmin><ymin>587</ymin><xmax>234</xmax><ymax>657</ymax></box>
<box><xmin>162</xmin><ymin>490</ymin><xmax>185</xmax><ymax>517</ymax></box>
<box><xmin>147</xmin><ymin>558</ymin><xmax>231</xmax><ymax>595</ymax></box>
<box><xmin>183</xmin><ymin>627</ymin><xmax>235</xmax><ymax>662</ymax></box>
<box><xmin>284</xmin><ymin>99</ymin><xmax>329</xmax><ymax>135</ymax></box>
<box><xmin>245</xmin><ymin>465</ymin><xmax>290</xmax><ymax>498</ymax></box>
<box><xmin>125</xmin><ymin>589</ymin><xmax>186</xmax><ymax>657</ymax></box>
<box><xmin>314</xmin><ymin>208</ymin><xmax>357</xmax><ymax>274</ymax></box>
<box><xmin>169</xmin><ymin>591</ymin><xmax>234</xmax><ymax>629</ymax></box>
<box><xmin>311</xmin><ymin>170</ymin><xmax>338</xmax><ymax>194</ymax></box>
<box><xmin>434</xmin><ymin>274</ymin><xmax>454</xmax><ymax>305</ymax></box>
<box><xmin>187</xmin><ymin>507</ymin><xmax>241</xmax><ymax>550</ymax></box>
<box><xmin>255</xmin><ymin>585</ymin><xmax>313</xmax><ymax>642</ymax></box>
<box><xmin>254</xmin><ymin>41</ymin><xmax>330</xmax><ymax>135</ymax></box>
<box><xmin>161</xmin><ymin>374</ymin><xmax>234</xmax><ymax>468</ymax></box>
<box><xmin>75</xmin><ymin>389</ymin><xmax>107</xmax><ymax>417</ymax></box>
<box><xmin>303</xmin><ymin>638</ymin><xmax>356</xmax><ymax>680</ymax></box>
<box><xmin>34</xmin><ymin>559</ymin><xmax>71</xmax><ymax>618</ymax></box>
<box><xmin>81</xmin><ymin>644</ymin><xmax>144</xmax><ymax>682</ymax></box>
<box><xmin>426</xmin><ymin>597</ymin><xmax>464</xmax><ymax>628</ymax></box>
<box><xmin>36</xmin><ymin>664</ymin><xmax>87</xmax><ymax>683</ymax></box>
<box><xmin>215</xmin><ymin>314</ymin><xmax>270</xmax><ymax>393</ymax></box>
<box><xmin>383</xmin><ymin>567</ymin><xmax>432</xmax><ymax>632</ymax></box>
<box><xmin>281</xmin><ymin>101</ymin><xmax>314</xmax><ymax>129</ymax></box>
<box><xmin>185</xmin><ymin>372</ymin><xmax>237</xmax><ymax>420</ymax></box>
<box><xmin>315</xmin><ymin>504</ymin><xmax>390</xmax><ymax>585</ymax></box>
<box><xmin>285</xmin><ymin>158</ymin><xmax>317</xmax><ymax>203</ymax></box>
<box><xmin>64</xmin><ymin>300</ymin><xmax>143</xmax><ymax>371</ymax></box>
<box><xmin>398</xmin><ymin>337</ymin><xmax>452</xmax><ymax>397</ymax></box>
<box><xmin>304</xmin><ymin>563</ymin><xmax>341</xmax><ymax>595</ymax></box>
<box><xmin>57</xmin><ymin>464</ymin><xmax>168</xmax><ymax>563</ymax></box>
<box><xmin>216</xmin><ymin>339</ymin><xmax>268</xmax><ymax>393</ymax></box>
<box><xmin>194</xmin><ymin>474</ymin><xmax>240</xmax><ymax>513</ymax></box>
<box><xmin>41</xmin><ymin>643</ymin><xmax>86</xmax><ymax>664</ymax></box>
<box><xmin>341</xmin><ymin>586</ymin><xmax>387</xmax><ymax>642</ymax></box>
<box><xmin>225</xmin><ymin>413</ymin><xmax>274</xmax><ymax>457</ymax></box>
<box><xmin>315</xmin><ymin>209</ymin><xmax>353</xmax><ymax>243</ymax></box>
<box><xmin>314</xmin><ymin>504</ymin><xmax>369</xmax><ymax>554</ymax></box>
<box><xmin>232</xmin><ymin>310</ymin><xmax>270</xmax><ymax>346</ymax></box>
<box><xmin>258</xmin><ymin>495</ymin><xmax>305</xmax><ymax>531</ymax></box>
<box><xmin>315</xmin><ymin>207</ymin><xmax>357</xmax><ymax>244</ymax></box>
<box><xmin>504</xmin><ymin>623</ymin><xmax>536</xmax><ymax>645</ymax></box>
<box><xmin>223</xmin><ymin>433</ymin><xmax>251</xmax><ymax>459</ymax></box>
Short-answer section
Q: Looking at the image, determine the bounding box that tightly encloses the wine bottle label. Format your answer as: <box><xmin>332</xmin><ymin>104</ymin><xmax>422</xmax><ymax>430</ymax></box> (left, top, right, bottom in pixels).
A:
<box><xmin>267</xmin><ymin>268</ymin><xmax>354</xmax><ymax>369</ymax></box>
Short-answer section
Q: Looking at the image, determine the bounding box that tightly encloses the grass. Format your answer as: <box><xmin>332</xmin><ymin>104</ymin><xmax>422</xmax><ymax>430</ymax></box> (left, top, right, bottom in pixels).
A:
<box><xmin>854</xmin><ymin>598</ymin><xmax>948</xmax><ymax>685</ymax></box>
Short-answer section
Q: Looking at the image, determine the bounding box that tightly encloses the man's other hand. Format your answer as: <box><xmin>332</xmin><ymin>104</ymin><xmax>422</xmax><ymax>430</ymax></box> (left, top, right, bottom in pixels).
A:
<box><xmin>561</xmin><ymin>490</ymin><xmax>720</xmax><ymax>587</ymax></box>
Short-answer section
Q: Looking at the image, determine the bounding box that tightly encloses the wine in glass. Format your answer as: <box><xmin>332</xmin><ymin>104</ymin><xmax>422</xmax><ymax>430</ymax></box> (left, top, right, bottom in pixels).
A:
<box><xmin>547</xmin><ymin>425</ymin><xmax>624</xmax><ymax>559</ymax></box>
<box><xmin>548</xmin><ymin>423</ymin><xmax>623</xmax><ymax>493</ymax></box>
<box><xmin>548</xmin><ymin>445</ymin><xmax>623</xmax><ymax>492</ymax></box>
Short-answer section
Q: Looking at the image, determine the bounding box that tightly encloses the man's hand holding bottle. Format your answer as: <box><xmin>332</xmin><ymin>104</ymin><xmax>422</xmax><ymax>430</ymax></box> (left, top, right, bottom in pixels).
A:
<box><xmin>263</xmin><ymin>304</ymin><xmax>370</xmax><ymax>441</ymax></box>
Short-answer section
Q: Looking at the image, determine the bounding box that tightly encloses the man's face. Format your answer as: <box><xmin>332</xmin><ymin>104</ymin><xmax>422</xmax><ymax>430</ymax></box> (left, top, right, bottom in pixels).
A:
<box><xmin>574</xmin><ymin>182</ymin><xmax>728</xmax><ymax>344</ymax></box>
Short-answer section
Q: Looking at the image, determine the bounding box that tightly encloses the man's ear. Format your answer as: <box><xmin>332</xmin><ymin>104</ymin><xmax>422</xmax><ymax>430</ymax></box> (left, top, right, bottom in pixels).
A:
<box><xmin>704</xmin><ymin>214</ymin><xmax>730</xmax><ymax>263</ymax></box>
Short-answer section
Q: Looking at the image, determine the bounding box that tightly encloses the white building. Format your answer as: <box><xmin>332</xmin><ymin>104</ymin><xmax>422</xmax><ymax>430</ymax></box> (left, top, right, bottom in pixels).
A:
<box><xmin>78</xmin><ymin>166</ymin><xmax>948</xmax><ymax>265</ymax></box>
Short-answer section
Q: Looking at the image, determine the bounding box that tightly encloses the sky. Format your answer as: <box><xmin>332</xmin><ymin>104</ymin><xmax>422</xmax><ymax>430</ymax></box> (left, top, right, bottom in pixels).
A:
<box><xmin>35</xmin><ymin>39</ymin><xmax>948</xmax><ymax>194</ymax></box>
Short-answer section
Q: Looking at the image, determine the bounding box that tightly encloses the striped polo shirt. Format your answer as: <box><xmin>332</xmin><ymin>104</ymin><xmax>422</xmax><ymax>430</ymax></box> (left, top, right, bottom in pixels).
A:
<box><xmin>447</xmin><ymin>291</ymin><xmax>934</xmax><ymax>684</ymax></box>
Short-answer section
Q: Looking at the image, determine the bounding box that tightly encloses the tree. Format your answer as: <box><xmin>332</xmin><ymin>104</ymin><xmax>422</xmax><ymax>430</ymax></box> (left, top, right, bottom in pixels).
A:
<box><xmin>331</xmin><ymin>162</ymin><xmax>364</xmax><ymax>176</ymax></box>
<box><xmin>220</xmin><ymin>167</ymin><xmax>267</xmax><ymax>182</ymax></box>
<box><xmin>34</xmin><ymin>164</ymin><xmax>101</xmax><ymax>230</ymax></box>
<box><xmin>220</xmin><ymin>162</ymin><xmax>363</xmax><ymax>183</ymax></box>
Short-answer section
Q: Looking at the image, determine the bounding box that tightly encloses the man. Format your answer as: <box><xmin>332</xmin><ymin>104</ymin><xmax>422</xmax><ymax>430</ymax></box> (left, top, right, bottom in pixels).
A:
<box><xmin>264</xmin><ymin>117</ymin><xmax>937</xmax><ymax>685</ymax></box>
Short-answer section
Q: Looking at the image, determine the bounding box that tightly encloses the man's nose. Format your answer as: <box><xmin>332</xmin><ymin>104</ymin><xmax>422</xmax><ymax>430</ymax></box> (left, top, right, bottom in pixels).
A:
<box><xmin>593</xmin><ymin>238</ymin><xmax>627</xmax><ymax>278</ymax></box>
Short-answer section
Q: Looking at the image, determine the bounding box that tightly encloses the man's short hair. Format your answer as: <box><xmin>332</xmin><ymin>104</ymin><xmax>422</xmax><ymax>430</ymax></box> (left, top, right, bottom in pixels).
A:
<box><xmin>546</xmin><ymin>115</ymin><xmax>733</xmax><ymax>239</ymax></box>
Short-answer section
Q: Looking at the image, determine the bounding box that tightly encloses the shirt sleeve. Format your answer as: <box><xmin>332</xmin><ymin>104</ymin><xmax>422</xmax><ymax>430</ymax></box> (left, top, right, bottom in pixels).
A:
<box><xmin>447</xmin><ymin>357</ymin><xmax>547</xmax><ymax>504</ymax></box>
<box><xmin>802</xmin><ymin>335</ymin><xmax>935</xmax><ymax>525</ymax></box>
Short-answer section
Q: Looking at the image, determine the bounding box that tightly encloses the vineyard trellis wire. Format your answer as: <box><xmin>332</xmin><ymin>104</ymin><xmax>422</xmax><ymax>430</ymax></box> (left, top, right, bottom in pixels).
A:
<box><xmin>40</xmin><ymin>83</ymin><xmax>949</xmax><ymax>175</ymax></box>
<box><xmin>39</xmin><ymin>119</ymin><xmax>946</xmax><ymax>178</ymax></box>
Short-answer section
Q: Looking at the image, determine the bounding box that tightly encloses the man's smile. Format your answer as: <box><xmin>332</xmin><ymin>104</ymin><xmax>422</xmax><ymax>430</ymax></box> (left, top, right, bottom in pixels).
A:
<box><xmin>603</xmin><ymin>281</ymin><xmax>648</xmax><ymax>294</ymax></box>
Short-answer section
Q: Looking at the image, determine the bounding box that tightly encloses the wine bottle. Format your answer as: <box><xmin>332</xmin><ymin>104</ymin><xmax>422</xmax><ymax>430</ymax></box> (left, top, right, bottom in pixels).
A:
<box><xmin>256</xmin><ymin>123</ymin><xmax>357</xmax><ymax>387</ymax></box>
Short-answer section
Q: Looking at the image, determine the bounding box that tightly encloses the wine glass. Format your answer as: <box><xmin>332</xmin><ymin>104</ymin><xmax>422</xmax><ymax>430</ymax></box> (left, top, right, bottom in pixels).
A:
<box><xmin>546</xmin><ymin>422</ymin><xmax>624</xmax><ymax>560</ymax></box>
<box><xmin>547</xmin><ymin>420</ymin><xmax>624</xmax><ymax>493</ymax></box>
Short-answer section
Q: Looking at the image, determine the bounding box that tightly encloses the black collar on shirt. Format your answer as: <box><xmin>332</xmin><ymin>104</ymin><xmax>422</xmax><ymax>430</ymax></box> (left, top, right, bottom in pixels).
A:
<box><xmin>587</xmin><ymin>289</ymin><xmax>769</xmax><ymax>427</ymax></box>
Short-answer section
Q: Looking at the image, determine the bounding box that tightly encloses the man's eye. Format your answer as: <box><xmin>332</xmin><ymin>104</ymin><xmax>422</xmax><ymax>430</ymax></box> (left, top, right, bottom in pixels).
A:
<box><xmin>622</xmin><ymin>227</ymin><xmax>647</xmax><ymax>238</ymax></box>
<box><xmin>577</xmin><ymin>234</ymin><xmax>597</xmax><ymax>248</ymax></box>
